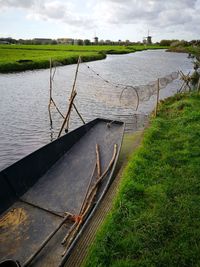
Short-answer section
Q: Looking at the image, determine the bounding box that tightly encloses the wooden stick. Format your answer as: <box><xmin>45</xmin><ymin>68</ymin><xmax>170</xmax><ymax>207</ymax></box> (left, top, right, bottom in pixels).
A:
<box><xmin>61</xmin><ymin>222</ymin><xmax>78</xmax><ymax>245</ymax></box>
<box><xmin>57</xmin><ymin>91</ymin><xmax>77</xmax><ymax>138</ymax></box>
<box><xmin>57</xmin><ymin>57</ymin><xmax>81</xmax><ymax>137</ymax></box>
<box><xmin>96</xmin><ymin>144</ymin><xmax>101</xmax><ymax>179</ymax></box>
<box><xmin>71</xmin><ymin>56</ymin><xmax>81</xmax><ymax>95</ymax></box>
<box><xmin>179</xmin><ymin>71</ymin><xmax>192</xmax><ymax>92</ymax></box>
<box><xmin>61</xmin><ymin>220</ymin><xmax>82</xmax><ymax>257</ymax></box>
<box><xmin>79</xmin><ymin>144</ymin><xmax>101</xmax><ymax>216</ymax></box>
<box><xmin>81</xmin><ymin>144</ymin><xmax>118</xmax><ymax>215</ymax></box>
<box><xmin>49</xmin><ymin>58</ymin><xmax>53</xmax><ymax>101</ymax></box>
<box><xmin>155</xmin><ymin>78</ymin><xmax>160</xmax><ymax>117</ymax></box>
<box><xmin>61</xmin><ymin>145</ymin><xmax>117</xmax><ymax>257</ymax></box>
<box><xmin>178</xmin><ymin>82</ymin><xmax>185</xmax><ymax>93</ymax></box>
<box><xmin>61</xmin><ymin>144</ymin><xmax>117</xmax><ymax>257</ymax></box>
<box><xmin>51</xmin><ymin>98</ymin><xmax>65</xmax><ymax>119</ymax></box>
<box><xmin>197</xmin><ymin>77</ymin><xmax>200</xmax><ymax>92</ymax></box>
<box><xmin>48</xmin><ymin>103</ymin><xmax>53</xmax><ymax>126</ymax></box>
<box><xmin>61</xmin><ymin>156</ymin><xmax>97</xmax><ymax>246</ymax></box>
<box><xmin>48</xmin><ymin>58</ymin><xmax>53</xmax><ymax>126</ymax></box>
<box><xmin>79</xmin><ymin>161</ymin><xmax>97</xmax><ymax>215</ymax></box>
<box><xmin>72</xmin><ymin>103</ymin><xmax>85</xmax><ymax>124</ymax></box>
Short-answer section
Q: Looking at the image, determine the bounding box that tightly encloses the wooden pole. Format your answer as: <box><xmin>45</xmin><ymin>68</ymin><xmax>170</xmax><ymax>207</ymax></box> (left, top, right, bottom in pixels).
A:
<box><xmin>197</xmin><ymin>77</ymin><xmax>200</xmax><ymax>92</ymax></box>
<box><xmin>57</xmin><ymin>91</ymin><xmax>77</xmax><ymax>138</ymax></box>
<box><xmin>71</xmin><ymin>56</ymin><xmax>81</xmax><ymax>95</ymax></box>
<box><xmin>48</xmin><ymin>58</ymin><xmax>53</xmax><ymax>126</ymax></box>
<box><xmin>72</xmin><ymin>103</ymin><xmax>85</xmax><ymax>124</ymax></box>
<box><xmin>155</xmin><ymin>78</ymin><xmax>160</xmax><ymax>117</ymax></box>
<box><xmin>57</xmin><ymin>56</ymin><xmax>81</xmax><ymax>138</ymax></box>
<box><xmin>81</xmin><ymin>144</ymin><xmax>118</xmax><ymax>213</ymax></box>
<box><xmin>96</xmin><ymin>144</ymin><xmax>101</xmax><ymax>179</ymax></box>
<box><xmin>51</xmin><ymin>98</ymin><xmax>65</xmax><ymax>119</ymax></box>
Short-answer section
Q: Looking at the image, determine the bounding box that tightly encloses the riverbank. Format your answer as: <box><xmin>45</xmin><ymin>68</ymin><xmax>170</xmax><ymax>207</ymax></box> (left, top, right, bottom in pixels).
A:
<box><xmin>0</xmin><ymin>44</ymin><xmax>167</xmax><ymax>73</ymax></box>
<box><xmin>83</xmin><ymin>92</ymin><xmax>200</xmax><ymax>267</ymax></box>
<box><xmin>167</xmin><ymin>45</ymin><xmax>200</xmax><ymax>56</ymax></box>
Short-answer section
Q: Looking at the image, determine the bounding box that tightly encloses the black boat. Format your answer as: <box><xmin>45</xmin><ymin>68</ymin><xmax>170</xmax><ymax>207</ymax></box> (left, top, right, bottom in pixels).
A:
<box><xmin>0</xmin><ymin>118</ymin><xmax>124</xmax><ymax>267</ymax></box>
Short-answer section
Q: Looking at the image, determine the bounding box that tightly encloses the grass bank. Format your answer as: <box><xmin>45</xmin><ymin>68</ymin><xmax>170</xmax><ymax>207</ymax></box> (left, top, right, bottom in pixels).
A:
<box><xmin>83</xmin><ymin>92</ymin><xmax>200</xmax><ymax>267</ymax></box>
<box><xmin>167</xmin><ymin>45</ymin><xmax>200</xmax><ymax>56</ymax></box>
<box><xmin>0</xmin><ymin>44</ymin><xmax>167</xmax><ymax>73</ymax></box>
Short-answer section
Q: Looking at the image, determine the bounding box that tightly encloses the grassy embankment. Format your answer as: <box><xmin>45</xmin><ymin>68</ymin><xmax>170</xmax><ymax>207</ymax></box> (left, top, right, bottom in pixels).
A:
<box><xmin>167</xmin><ymin>45</ymin><xmax>200</xmax><ymax>56</ymax></box>
<box><xmin>0</xmin><ymin>44</ymin><xmax>167</xmax><ymax>73</ymax></box>
<box><xmin>83</xmin><ymin>92</ymin><xmax>200</xmax><ymax>267</ymax></box>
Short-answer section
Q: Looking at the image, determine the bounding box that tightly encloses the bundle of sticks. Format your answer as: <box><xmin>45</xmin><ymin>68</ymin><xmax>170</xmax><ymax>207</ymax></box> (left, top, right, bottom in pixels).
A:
<box><xmin>61</xmin><ymin>143</ymin><xmax>118</xmax><ymax>257</ymax></box>
<box><xmin>178</xmin><ymin>71</ymin><xmax>192</xmax><ymax>92</ymax></box>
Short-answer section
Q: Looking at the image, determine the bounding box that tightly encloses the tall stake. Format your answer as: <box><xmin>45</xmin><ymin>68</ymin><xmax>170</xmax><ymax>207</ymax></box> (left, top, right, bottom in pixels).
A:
<box><xmin>71</xmin><ymin>56</ymin><xmax>81</xmax><ymax>95</ymax></box>
<box><xmin>48</xmin><ymin>58</ymin><xmax>53</xmax><ymax>126</ymax></box>
<box><xmin>197</xmin><ymin>77</ymin><xmax>200</xmax><ymax>93</ymax></box>
<box><xmin>57</xmin><ymin>57</ymin><xmax>81</xmax><ymax>138</ymax></box>
<box><xmin>155</xmin><ymin>78</ymin><xmax>160</xmax><ymax>117</ymax></box>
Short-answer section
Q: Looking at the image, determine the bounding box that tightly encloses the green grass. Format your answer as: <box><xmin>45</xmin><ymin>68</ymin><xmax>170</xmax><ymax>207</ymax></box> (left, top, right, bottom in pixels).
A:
<box><xmin>83</xmin><ymin>92</ymin><xmax>200</xmax><ymax>267</ymax></box>
<box><xmin>0</xmin><ymin>49</ymin><xmax>105</xmax><ymax>72</ymax></box>
<box><xmin>0</xmin><ymin>44</ymin><xmax>167</xmax><ymax>72</ymax></box>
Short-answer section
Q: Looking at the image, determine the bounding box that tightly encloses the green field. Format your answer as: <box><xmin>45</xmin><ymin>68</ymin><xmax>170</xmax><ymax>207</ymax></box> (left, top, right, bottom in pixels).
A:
<box><xmin>0</xmin><ymin>44</ymin><xmax>166</xmax><ymax>73</ymax></box>
<box><xmin>83</xmin><ymin>92</ymin><xmax>200</xmax><ymax>267</ymax></box>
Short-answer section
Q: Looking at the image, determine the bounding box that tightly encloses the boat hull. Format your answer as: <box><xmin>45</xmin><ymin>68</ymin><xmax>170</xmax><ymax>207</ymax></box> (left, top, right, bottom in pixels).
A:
<box><xmin>0</xmin><ymin>118</ymin><xmax>124</xmax><ymax>266</ymax></box>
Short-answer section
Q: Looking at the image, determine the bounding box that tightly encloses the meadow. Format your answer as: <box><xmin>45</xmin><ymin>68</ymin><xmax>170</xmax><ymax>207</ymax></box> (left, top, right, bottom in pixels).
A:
<box><xmin>83</xmin><ymin>92</ymin><xmax>200</xmax><ymax>267</ymax></box>
<box><xmin>0</xmin><ymin>44</ymin><xmax>165</xmax><ymax>72</ymax></box>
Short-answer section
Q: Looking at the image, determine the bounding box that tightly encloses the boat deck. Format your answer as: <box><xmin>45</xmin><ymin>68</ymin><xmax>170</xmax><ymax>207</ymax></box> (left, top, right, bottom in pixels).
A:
<box><xmin>0</xmin><ymin>120</ymin><xmax>124</xmax><ymax>266</ymax></box>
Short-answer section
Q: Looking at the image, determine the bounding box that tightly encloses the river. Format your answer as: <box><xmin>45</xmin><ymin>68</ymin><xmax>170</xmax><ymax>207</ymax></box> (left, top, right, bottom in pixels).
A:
<box><xmin>0</xmin><ymin>49</ymin><xmax>193</xmax><ymax>170</ymax></box>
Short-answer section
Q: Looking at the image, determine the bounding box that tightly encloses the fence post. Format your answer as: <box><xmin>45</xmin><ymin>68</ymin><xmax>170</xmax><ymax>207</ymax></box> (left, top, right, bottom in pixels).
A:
<box><xmin>197</xmin><ymin>77</ymin><xmax>200</xmax><ymax>93</ymax></box>
<box><xmin>155</xmin><ymin>78</ymin><xmax>160</xmax><ymax>117</ymax></box>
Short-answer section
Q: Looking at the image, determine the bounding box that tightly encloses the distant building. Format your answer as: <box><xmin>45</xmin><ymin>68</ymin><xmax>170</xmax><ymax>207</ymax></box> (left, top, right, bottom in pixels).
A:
<box><xmin>99</xmin><ymin>39</ymin><xmax>105</xmax><ymax>45</ymax></box>
<box><xmin>105</xmin><ymin>40</ymin><xmax>112</xmax><ymax>44</ymax></box>
<box><xmin>74</xmin><ymin>39</ymin><xmax>83</xmax><ymax>45</ymax></box>
<box><xmin>0</xmin><ymin>40</ymin><xmax>10</xmax><ymax>44</ymax></box>
<box><xmin>0</xmin><ymin>37</ymin><xmax>17</xmax><ymax>44</ymax></box>
<box><xmin>143</xmin><ymin>35</ymin><xmax>152</xmax><ymax>45</ymax></box>
<box><xmin>57</xmin><ymin>38</ymin><xmax>74</xmax><ymax>45</ymax></box>
<box><xmin>33</xmin><ymin>38</ymin><xmax>52</xmax><ymax>44</ymax></box>
<box><xmin>147</xmin><ymin>36</ymin><xmax>152</xmax><ymax>44</ymax></box>
<box><xmin>94</xmin><ymin>36</ymin><xmax>98</xmax><ymax>44</ymax></box>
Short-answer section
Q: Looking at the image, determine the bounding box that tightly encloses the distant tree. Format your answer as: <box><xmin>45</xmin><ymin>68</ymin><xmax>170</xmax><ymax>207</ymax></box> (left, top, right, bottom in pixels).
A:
<box><xmin>77</xmin><ymin>39</ymin><xmax>83</xmax><ymax>45</ymax></box>
<box><xmin>84</xmin><ymin>39</ymin><xmax>91</xmax><ymax>45</ymax></box>
<box><xmin>51</xmin><ymin>40</ymin><xmax>58</xmax><ymax>45</ymax></box>
<box><xmin>170</xmin><ymin>40</ymin><xmax>189</xmax><ymax>47</ymax></box>
<box><xmin>160</xmin><ymin>39</ymin><xmax>177</xmax><ymax>46</ymax></box>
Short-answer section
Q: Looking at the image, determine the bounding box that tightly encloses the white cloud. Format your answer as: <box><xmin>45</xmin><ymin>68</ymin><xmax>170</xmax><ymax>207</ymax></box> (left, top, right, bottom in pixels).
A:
<box><xmin>0</xmin><ymin>0</ymin><xmax>199</xmax><ymax>40</ymax></box>
<box><xmin>93</xmin><ymin>0</ymin><xmax>200</xmax><ymax>39</ymax></box>
<box><xmin>0</xmin><ymin>0</ymin><xmax>96</xmax><ymax>29</ymax></box>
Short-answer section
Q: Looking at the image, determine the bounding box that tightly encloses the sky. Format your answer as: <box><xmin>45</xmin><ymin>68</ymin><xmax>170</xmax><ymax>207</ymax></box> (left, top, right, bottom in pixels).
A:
<box><xmin>0</xmin><ymin>0</ymin><xmax>199</xmax><ymax>42</ymax></box>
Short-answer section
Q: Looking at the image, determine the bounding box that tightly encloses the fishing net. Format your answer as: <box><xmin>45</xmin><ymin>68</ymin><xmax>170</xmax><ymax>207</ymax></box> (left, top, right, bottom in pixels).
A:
<box><xmin>75</xmin><ymin>63</ymin><xmax>179</xmax><ymax>110</ymax></box>
<box><xmin>49</xmin><ymin>60</ymin><xmax>180</xmax><ymax>137</ymax></box>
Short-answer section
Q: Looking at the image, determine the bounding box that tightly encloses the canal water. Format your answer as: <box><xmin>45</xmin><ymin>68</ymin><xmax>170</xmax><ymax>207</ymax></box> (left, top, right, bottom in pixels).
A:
<box><xmin>0</xmin><ymin>50</ymin><xmax>193</xmax><ymax>170</ymax></box>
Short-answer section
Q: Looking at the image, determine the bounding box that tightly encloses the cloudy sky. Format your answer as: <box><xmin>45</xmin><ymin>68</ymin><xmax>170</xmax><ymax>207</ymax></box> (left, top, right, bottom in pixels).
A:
<box><xmin>0</xmin><ymin>0</ymin><xmax>199</xmax><ymax>42</ymax></box>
